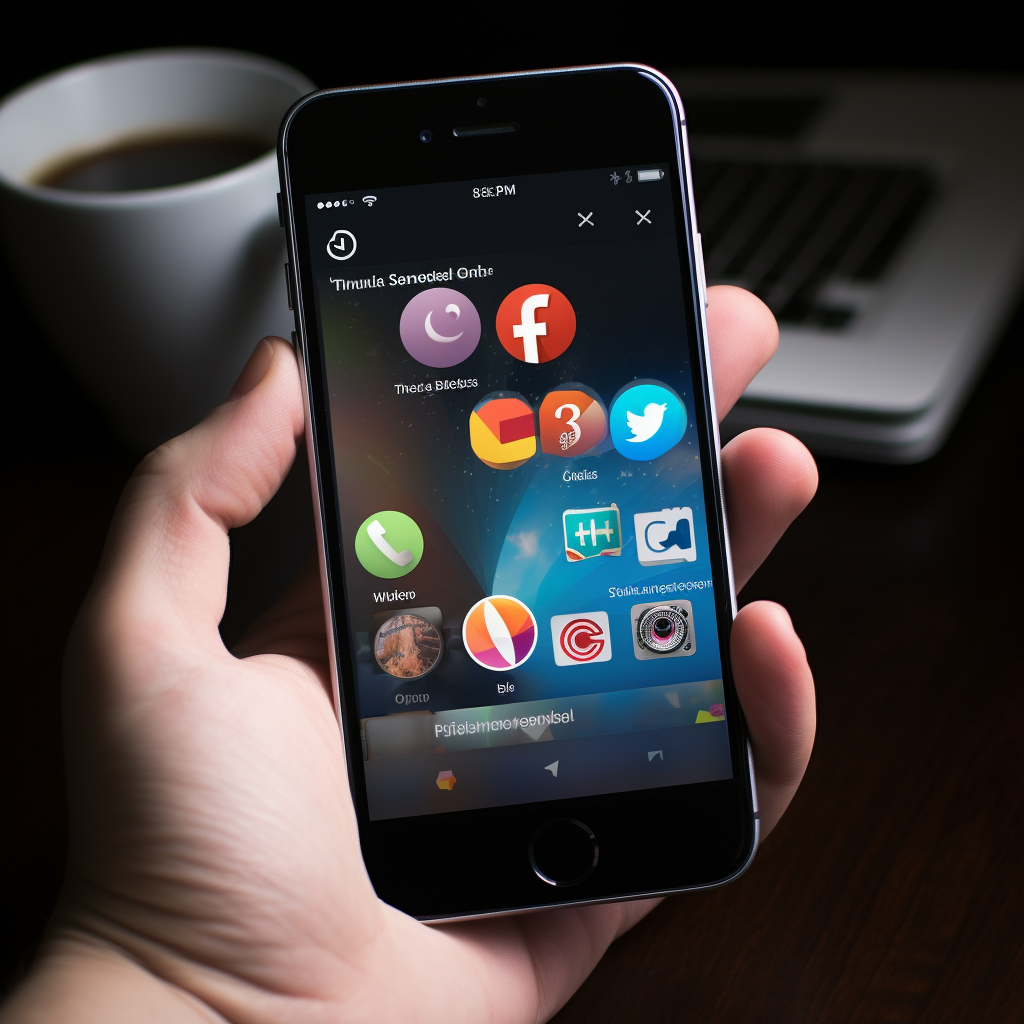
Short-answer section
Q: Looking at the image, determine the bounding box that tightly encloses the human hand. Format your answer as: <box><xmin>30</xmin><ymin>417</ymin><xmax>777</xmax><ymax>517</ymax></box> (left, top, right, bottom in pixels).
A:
<box><xmin>1</xmin><ymin>285</ymin><xmax>816</xmax><ymax>1024</ymax></box>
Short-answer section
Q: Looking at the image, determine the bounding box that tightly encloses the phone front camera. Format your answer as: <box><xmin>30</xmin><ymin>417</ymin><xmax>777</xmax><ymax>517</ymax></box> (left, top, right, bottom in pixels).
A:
<box><xmin>419</xmin><ymin>129</ymin><xmax>433</xmax><ymax>143</ymax></box>
<box><xmin>477</xmin><ymin>97</ymin><xmax>488</xmax><ymax>108</ymax></box>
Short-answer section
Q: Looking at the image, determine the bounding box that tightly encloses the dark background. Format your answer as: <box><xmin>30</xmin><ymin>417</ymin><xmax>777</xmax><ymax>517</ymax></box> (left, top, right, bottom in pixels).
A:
<box><xmin>3</xmin><ymin>7</ymin><xmax>1022</xmax><ymax>1020</ymax></box>
<box><xmin>2</xmin><ymin>5</ymin><xmax>1022</xmax><ymax>99</ymax></box>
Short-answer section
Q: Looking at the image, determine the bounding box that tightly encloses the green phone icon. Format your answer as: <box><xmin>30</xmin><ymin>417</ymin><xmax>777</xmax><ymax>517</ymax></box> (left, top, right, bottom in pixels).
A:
<box><xmin>354</xmin><ymin>511</ymin><xmax>424</xmax><ymax>578</ymax></box>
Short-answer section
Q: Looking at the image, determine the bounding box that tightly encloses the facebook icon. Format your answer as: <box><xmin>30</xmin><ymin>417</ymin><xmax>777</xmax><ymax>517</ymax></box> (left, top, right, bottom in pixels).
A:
<box><xmin>496</xmin><ymin>284</ymin><xmax>576</xmax><ymax>363</ymax></box>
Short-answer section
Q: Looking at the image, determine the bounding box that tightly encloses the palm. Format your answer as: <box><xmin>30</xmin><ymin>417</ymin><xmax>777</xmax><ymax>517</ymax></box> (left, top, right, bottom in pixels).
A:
<box><xmin>58</xmin><ymin>288</ymin><xmax>817</xmax><ymax>1024</ymax></box>
<box><xmin>67</xmin><ymin>552</ymin><xmax>655</xmax><ymax>1021</ymax></box>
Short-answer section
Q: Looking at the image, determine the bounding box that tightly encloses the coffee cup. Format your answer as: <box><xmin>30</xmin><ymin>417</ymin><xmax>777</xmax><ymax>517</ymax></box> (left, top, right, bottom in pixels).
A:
<box><xmin>0</xmin><ymin>49</ymin><xmax>313</xmax><ymax>449</ymax></box>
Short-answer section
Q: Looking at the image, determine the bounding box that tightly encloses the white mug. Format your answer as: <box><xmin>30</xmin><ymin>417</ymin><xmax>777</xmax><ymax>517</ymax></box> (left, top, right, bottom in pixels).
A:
<box><xmin>0</xmin><ymin>49</ymin><xmax>313</xmax><ymax>449</ymax></box>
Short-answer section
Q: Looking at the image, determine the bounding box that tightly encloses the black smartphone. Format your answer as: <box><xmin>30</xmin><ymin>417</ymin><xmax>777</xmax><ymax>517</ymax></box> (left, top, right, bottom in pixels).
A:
<box><xmin>278</xmin><ymin>65</ymin><xmax>757</xmax><ymax>920</ymax></box>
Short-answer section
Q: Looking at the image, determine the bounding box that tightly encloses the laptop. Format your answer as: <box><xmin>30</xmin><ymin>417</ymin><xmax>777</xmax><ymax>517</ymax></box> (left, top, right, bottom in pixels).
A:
<box><xmin>670</xmin><ymin>70</ymin><xmax>1024</xmax><ymax>461</ymax></box>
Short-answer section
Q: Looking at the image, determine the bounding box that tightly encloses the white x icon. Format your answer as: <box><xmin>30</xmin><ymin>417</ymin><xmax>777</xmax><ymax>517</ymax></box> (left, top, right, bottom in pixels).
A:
<box><xmin>636</xmin><ymin>210</ymin><xmax>651</xmax><ymax>225</ymax></box>
<box><xmin>578</xmin><ymin>212</ymin><xmax>594</xmax><ymax>227</ymax></box>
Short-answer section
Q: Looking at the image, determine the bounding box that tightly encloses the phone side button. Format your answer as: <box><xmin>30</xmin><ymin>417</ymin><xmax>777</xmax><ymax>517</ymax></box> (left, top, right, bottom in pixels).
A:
<box><xmin>695</xmin><ymin>232</ymin><xmax>709</xmax><ymax>310</ymax></box>
<box><xmin>277</xmin><ymin>192</ymin><xmax>285</xmax><ymax>227</ymax></box>
<box><xmin>529</xmin><ymin>819</ymin><xmax>598</xmax><ymax>887</ymax></box>
<box><xmin>285</xmin><ymin>263</ymin><xmax>295</xmax><ymax>310</ymax></box>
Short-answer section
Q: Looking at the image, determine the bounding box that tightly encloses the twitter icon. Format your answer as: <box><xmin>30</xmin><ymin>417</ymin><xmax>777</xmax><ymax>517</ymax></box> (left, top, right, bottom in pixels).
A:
<box><xmin>609</xmin><ymin>381</ymin><xmax>686</xmax><ymax>460</ymax></box>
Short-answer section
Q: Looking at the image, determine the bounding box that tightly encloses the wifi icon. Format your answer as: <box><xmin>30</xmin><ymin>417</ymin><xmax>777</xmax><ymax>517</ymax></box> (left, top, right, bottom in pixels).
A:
<box><xmin>363</xmin><ymin>195</ymin><xmax>377</xmax><ymax>207</ymax></box>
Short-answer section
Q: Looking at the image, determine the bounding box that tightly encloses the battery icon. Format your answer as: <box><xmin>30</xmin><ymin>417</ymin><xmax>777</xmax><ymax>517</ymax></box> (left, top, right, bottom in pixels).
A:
<box><xmin>638</xmin><ymin>169</ymin><xmax>664</xmax><ymax>182</ymax></box>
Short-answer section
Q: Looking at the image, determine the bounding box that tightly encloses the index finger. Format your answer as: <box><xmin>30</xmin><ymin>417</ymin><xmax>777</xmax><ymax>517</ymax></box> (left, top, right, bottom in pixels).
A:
<box><xmin>705</xmin><ymin>285</ymin><xmax>779</xmax><ymax>420</ymax></box>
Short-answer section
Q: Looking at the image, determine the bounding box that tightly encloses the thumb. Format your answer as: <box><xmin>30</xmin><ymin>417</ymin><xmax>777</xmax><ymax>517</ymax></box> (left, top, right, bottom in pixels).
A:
<box><xmin>75</xmin><ymin>337</ymin><xmax>304</xmax><ymax>667</ymax></box>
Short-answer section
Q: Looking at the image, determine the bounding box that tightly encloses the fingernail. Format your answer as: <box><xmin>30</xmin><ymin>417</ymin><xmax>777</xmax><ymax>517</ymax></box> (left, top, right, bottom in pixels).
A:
<box><xmin>228</xmin><ymin>338</ymin><xmax>275</xmax><ymax>401</ymax></box>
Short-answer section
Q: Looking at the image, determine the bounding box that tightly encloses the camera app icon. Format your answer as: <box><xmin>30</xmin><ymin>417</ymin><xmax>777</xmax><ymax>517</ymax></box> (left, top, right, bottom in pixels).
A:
<box><xmin>630</xmin><ymin>601</ymin><xmax>695</xmax><ymax>660</ymax></box>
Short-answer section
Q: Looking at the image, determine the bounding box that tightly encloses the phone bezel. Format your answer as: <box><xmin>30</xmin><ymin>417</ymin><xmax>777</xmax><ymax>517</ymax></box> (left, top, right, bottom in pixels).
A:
<box><xmin>278</xmin><ymin>65</ymin><xmax>758</xmax><ymax>920</ymax></box>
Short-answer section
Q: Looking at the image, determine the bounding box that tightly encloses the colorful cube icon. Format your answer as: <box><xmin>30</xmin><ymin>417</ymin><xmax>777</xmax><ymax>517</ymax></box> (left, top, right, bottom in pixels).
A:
<box><xmin>469</xmin><ymin>393</ymin><xmax>537</xmax><ymax>469</ymax></box>
<box><xmin>435</xmin><ymin>770</ymin><xmax>457</xmax><ymax>791</ymax></box>
<box><xmin>695</xmin><ymin>708</ymin><xmax>725</xmax><ymax>724</ymax></box>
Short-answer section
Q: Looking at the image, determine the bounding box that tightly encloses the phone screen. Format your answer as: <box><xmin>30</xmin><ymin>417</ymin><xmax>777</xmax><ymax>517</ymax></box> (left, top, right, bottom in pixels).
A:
<box><xmin>304</xmin><ymin>164</ymin><xmax>732</xmax><ymax>821</ymax></box>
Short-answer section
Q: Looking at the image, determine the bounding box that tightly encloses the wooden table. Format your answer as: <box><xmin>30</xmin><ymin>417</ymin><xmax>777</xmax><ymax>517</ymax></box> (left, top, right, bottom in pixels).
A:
<box><xmin>2</xmin><ymin>260</ymin><xmax>1022</xmax><ymax>1019</ymax></box>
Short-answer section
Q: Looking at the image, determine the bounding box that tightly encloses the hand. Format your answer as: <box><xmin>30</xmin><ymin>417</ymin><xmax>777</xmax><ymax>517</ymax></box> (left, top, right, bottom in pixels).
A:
<box><xmin>1</xmin><ymin>286</ymin><xmax>816</xmax><ymax>1024</ymax></box>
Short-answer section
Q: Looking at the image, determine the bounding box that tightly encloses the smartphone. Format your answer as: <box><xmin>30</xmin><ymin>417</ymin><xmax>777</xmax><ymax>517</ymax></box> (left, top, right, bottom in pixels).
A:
<box><xmin>278</xmin><ymin>65</ymin><xmax>757</xmax><ymax>920</ymax></box>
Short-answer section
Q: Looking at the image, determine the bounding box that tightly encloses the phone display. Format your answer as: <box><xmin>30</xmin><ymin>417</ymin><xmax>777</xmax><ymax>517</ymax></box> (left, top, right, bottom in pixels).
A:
<box><xmin>281</xmin><ymin>67</ymin><xmax>755</xmax><ymax>917</ymax></box>
<box><xmin>308</xmin><ymin>167</ymin><xmax>730</xmax><ymax>820</ymax></box>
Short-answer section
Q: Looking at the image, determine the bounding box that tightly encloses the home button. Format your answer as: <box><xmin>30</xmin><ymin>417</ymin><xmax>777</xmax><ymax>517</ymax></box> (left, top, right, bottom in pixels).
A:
<box><xmin>529</xmin><ymin>818</ymin><xmax>598</xmax><ymax>887</ymax></box>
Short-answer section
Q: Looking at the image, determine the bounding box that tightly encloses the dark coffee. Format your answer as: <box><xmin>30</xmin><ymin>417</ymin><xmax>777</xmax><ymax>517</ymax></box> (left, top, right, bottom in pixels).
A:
<box><xmin>37</xmin><ymin>133</ymin><xmax>270</xmax><ymax>192</ymax></box>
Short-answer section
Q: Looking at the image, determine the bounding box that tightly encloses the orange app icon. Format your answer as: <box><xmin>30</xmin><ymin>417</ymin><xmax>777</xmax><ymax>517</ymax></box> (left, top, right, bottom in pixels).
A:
<box><xmin>462</xmin><ymin>596</ymin><xmax>538</xmax><ymax>671</ymax></box>
<box><xmin>469</xmin><ymin>391</ymin><xmax>536</xmax><ymax>470</ymax></box>
<box><xmin>435</xmin><ymin>770</ymin><xmax>457</xmax><ymax>791</ymax></box>
<box><xmin>495</xmin><ymin>284</ymin><xmax>576</xmax><ymax>364</ymax></box>
<box><xmin>539</xmin><ymin>384</ymin><xmax>608</xmax><ymax>457</ymax></box>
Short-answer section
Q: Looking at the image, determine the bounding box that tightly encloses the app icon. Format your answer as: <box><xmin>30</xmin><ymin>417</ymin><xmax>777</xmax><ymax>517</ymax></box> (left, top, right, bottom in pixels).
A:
<box><xmin>463</xmin><ymin>596</ymin><xmax>538</xmax><ymax>671</ymax></box>
<box><xmin>326</xmin><ymin>228</ymin><xmax>357</xmax><ymax>261</ymax></box>
<box><xmin>562</xmin><ymin>505</ymin><xmax>622</xmax><ymax>561</ymax></box>
<box><xmin>695</xmin><ymin>704</ymin><xmax>725</xmax><ymax>724</ymax></box>
<box><xmin>354</xmin><ymin>511</ymin><xmax>423</xmax><ymax>578</ymax></box>
<box><xmin>495</xmin><ymin>284</ymin><xmax>576</xmax><ymax>364</ymax></box>
<box><xmin>538</xmin><ymin>385</ymin><xmax>608</xmax><ymax>457</ymax></box>
<box><xmin>399</xmin><ymin>287</ymin><xmax>481</xmax><ymax>367</ymax></box>
<box><xmin>550</xmin><ymin>612</ymin><xmax>612</xmax><ymax>666</ymax></box>
<box><xmin>374</xmin><ymin>612</ymin><xmax>443</xmax><ymax>679</ymax></box>
<box><xmin>436</xmin><ymin>770</ymin><xmax>457</xmax><ymax>791</ymax></box>
<box><xmin>469</xmin><ymin>392</ymin><xmax>536</xmax><ymax>470</ymax></box>
<box><xmin>634</xmin><ymin>507</ymin><xmax>696</xmax><ymax>565</ymax></box>
<box><xmin>609</xmin><ymin>382</ymin><xmax>686</xmax><ymax>461</ymax></box>
<box><xmin>630</xmin><ymin>601</ymin><xmax>696</xmax><ymax>661</ymax></box>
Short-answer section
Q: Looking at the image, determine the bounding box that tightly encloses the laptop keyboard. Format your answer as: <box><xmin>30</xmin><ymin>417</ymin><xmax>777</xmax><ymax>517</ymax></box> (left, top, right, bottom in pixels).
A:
<box><xmin>692</xmin><ymin>159</ymin><xmax>934</xmax><ymax>328</ymax></box>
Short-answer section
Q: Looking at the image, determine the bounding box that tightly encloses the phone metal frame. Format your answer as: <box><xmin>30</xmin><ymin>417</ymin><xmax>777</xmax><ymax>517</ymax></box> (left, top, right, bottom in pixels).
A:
<box><xmin>278</xmin><ymin>64</ymin><xmax>758</xmax><ymax>921</ymax></box>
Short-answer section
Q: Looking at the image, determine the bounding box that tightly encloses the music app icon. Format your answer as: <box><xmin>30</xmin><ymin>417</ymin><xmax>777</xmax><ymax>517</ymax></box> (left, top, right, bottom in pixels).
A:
<box><xmin>538</xmin><ymin>385</ymin><xmax>608</xmax><ymax>457</ymax></box>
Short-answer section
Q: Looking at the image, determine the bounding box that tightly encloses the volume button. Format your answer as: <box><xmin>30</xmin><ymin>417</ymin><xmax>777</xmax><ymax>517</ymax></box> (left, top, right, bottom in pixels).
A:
<box><xmin>277</xmin><ymin>192</ymin><xmax>285</xmax><ymax>227</ymax></box>
<box><xmin>695</xmin><ymin>232</ymin><xmax>709</xmax><ymax>310</ymax></box>
<box><xmin>285</xmin><ymin>263</ymin><xmax>295</xmax><ymax>310</ymax></box>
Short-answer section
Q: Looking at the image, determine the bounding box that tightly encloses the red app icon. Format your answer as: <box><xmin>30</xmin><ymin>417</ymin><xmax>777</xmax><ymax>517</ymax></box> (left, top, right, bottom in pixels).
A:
<box><xmin>538</xmin><ymin>385</ymin><xmax>608</xmax><ymax>457</ymax></box>
<box><xmin>495</xmin><ymin>284</ymin><xmax>576</xmax><ymax>364</ymax></box>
